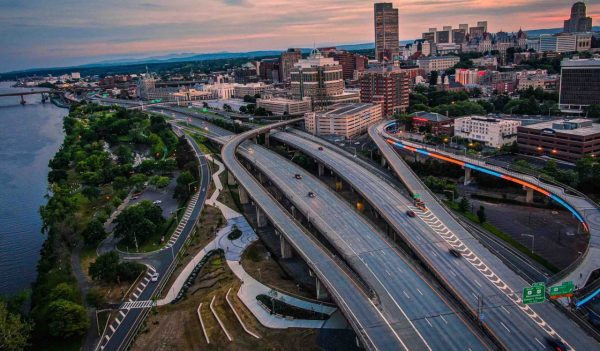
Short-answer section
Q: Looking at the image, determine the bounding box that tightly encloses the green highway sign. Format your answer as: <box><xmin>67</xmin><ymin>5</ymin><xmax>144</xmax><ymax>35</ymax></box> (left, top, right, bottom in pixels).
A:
<box><xmin>202</xmin><ymin>108</ymin><xmax>209</xmax><ymax>113</ymax></box>
<box><xmin>413</xmin><ymin>193</ymin><xmax>421</xmax><ymax>199</ymax></box>
<box><xmin>549</xmin><ymin>281</ymin><xmax>575</xmax><ymax>299</ymax></box>
<box><xmin>523</xmin><ymin>282</ymin><xmax>546</xmax><ymax>305</ymax></box>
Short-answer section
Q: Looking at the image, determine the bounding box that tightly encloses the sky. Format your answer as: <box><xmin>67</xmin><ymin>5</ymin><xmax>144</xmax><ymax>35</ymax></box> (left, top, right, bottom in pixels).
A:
<box><xmin>0</xmin><ymin>0</ymin><xmax>598</xmax><ymax>73</ymax></box>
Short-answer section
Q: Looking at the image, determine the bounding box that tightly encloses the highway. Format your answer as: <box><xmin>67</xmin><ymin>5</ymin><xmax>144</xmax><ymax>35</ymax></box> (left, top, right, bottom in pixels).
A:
<box><xmin>349</xmin><ymin>121</ymin><xmax>600</xmax><ymax>350</ymax></box>
<box><xmin>379</xmin><ymin>122</ymin><xmax>600</xmax><ymax>296</ymax></box>
<box><xmin>221</xmin><ymin>118</ymin><xmax>412</xmax><ymax>351</ymax></box>
<box><xmin>239</xmin><ymin>141</ymin><xmax>491</xmax><ymax>350</ymax></box>
<box><xmin>95</xmin><ymin>130</ymin><xmax>211</xmax><ymax>351</ymax></box>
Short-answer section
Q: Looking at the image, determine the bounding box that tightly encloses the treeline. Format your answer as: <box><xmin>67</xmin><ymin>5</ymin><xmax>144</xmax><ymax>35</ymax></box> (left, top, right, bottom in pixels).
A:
<box><xmin>26</xmin><ymin>103</ymin><xmax>185</xmax><ymax>349</ymax></box>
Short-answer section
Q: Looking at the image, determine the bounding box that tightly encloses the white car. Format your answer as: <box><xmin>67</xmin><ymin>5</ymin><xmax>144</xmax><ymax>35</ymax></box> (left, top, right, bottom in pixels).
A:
<box><xmin>150</xmin><ymin>273</ymin><xmax>160</xmax><ymax>282</ymax></box>
<box><xmin>153</xmin><ymin>200</ymin><xmax>162</xmax><ymax>205</ymax></box>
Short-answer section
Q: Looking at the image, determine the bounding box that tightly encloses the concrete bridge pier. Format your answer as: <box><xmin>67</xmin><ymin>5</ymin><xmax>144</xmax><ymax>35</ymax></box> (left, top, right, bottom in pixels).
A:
<box><xmin>20</xmin><ymin>95</ymin><xmax>26</xmax><ymax>105</ymax></box>
<box><xmin>315</xmin><ymin>278</ymin><xmax>329</xmax><ymax>301</ymax></box>
<box><xmin>381</xmin><ymin>156</ymin><xmax>387</xmax><ymax>167</ymax></box>
<box><xmin>525</xmin><ymin>187</ymin><xmax>534</xmax><ymax>203</ymax></box>
<box><xmin>464</xmin><ymin>167</ymin><xmax>472</xmax><ymax>186</ymax></box>
<box><xmin>264</xmin><ymin>133</ymin><xmax>270</xmax><ymax>147</ymax></box>
<box><xmin>227</xmin><ymin>171</ymin><xmax>237</xmax><ymax>185</ymax></box>
<box><xmin>239</xmin><ymin>186</ymin><xmax>249</xmax><ymax>205</ymax></box>
<box><xmin>318</xmin><ymin>162</ymin><xmax>325</xmax><ymax>177</ymax></box>
<box><xmin>256</xmin><ymin>206</ymin><xmax>267</xmax><ymax>228</ymax></box>
<box><xmin>278</xmin><ymin>232</ymin><xmax>293</xmax><ymax>259</ymax></box>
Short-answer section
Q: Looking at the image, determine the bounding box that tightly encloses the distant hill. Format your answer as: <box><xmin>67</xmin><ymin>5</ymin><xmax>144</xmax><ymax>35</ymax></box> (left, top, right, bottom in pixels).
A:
<box><xmin>2</xmin><ymin>26</ymin><xmax>598</xmax><ymax>76</ymax></box>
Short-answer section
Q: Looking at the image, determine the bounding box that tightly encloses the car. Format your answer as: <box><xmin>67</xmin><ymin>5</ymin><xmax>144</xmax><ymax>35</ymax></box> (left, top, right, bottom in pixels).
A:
<box><xmin>308</xmin><ymin>192</ymin><xmax>316</xmax><ymax>198</ymax></box>
<box><xmin>546</xmin><ymin>338</ymin><xmax>568</xmax><ymax>351</ymax></box>
<box><xmin>132</xmin><ymin>195</ymin><xmax>140</xmax><ymax>200</ymax></box>
<box><xmin>294</xmin><ymin>174</ymin><xmax>303</xmax><ymax>180</ymax></box>
<box><xmin>406</xmin><ymin>210</ymin><xmax>416</xmax><ymax>218</ymax></box>
<box><xmin>153</xmin><ymin>200</ymin><xmax>162</xmax><ymax>205</ymax></box>
<box><xmin>449</xmin><ymin>249</ymin><xmax>462</xmax><ymax>258</ymax></box>
<box><xmin>150</xmin><ymin>273</ymin><xmax>160</xmax><ymax>282</ymax></box>
<box><xmin>318</xmin><ymin>146</ymin><xmax>324</xmax><ymax>151</ymax></box>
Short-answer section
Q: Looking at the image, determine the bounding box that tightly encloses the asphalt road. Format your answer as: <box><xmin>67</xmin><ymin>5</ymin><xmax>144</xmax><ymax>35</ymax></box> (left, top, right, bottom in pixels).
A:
<box><xmin>239</xmin><ymin>142</ymin><xmax>491</xmax><ymax>351</ymax></box>
<box><xmin>222</xmin><ymin>119</ymin><xmax>412</xmax><ymax>351</ymax></box>
<box><xmin>95</xmin><ymin>130</ymin><xmax>211</xmax><ymax>351</ymax></box>
<box><xmin>363</xmin><ymin>122</ymin><xmax>600</xmax><ymax>350</ymax></box>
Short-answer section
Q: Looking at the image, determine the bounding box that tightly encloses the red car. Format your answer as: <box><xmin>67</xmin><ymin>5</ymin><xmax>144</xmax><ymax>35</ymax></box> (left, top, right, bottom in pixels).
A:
<box><xmin>406</xmin><ymin>210</ymin><xmax>416</xmax><ymax>218</ymax></box>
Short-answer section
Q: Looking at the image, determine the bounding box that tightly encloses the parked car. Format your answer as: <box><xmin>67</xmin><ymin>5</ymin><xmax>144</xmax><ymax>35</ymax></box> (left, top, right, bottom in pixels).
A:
<box><xmin>295</xmin><ymin>174</ymin><xmax>303</xmax><ymax>180</ymax></box>
<box><xmin>406</xmin><ymin>210</ymin><xmax>416</xmax><ymax>218</ymax></box>
<box><xmin>449</xmin><ymin>249</ymin><xmax>462</xmax><ymax>258</ymax></box>
<box><xmin>308</xmin><ymin>192</ymin><xmax>316</xmax><ymax>198</ymax></box>
<box><xmin>318</xmin><ymin>146</ymin><xmax>324</xmax><ymax>151</ymax></box>
<box><xmin>153</xmin><ymin>200</ymin><xmax>162</xmax><ymax>205</ymax></box>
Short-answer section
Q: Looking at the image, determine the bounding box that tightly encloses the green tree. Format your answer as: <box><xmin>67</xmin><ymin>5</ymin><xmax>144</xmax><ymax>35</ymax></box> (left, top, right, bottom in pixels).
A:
<box><xmin>49</xmin><ymin>283</ymin><xmax>78</xmax><ymax>303</ymax></box>
<box><xmin>89</xmin><ymin>251</ymin><xmax>119</xmax><ymax>282</ymax></box>
<box><xmin>117</xmin><ymin>262</ymin><xmax>145</xmax><ymax>282</ymax></box>
<box><xmin>82</xmin><ymin>219</ymin><xmax>106</xmax><ymax>246</ymax></box>
<box><xmin>458</xmin><ymin>196</ymin><xmax>469</xmax><ymax>213</ymax></box>
<box><xmin>477</xmin><ymin>205</ymin><xmax>487</xmax><ymax>223</ymax></box>
<box><xmin>0</xmin><ymin>301</ymin><xmax>32</xmax><ymax>351</ymax></box>
<box><xmin>587</xmin><ymin>104</ymin><xmax>600</xmax><ymax>120</ymax></box>
<box><xmin>45</xmin><ymin>299</ymin><xmax>89</xmax><ymax>338</ymax></box>
<box><xmin>113</xmin><ymin>201</ymin><xmax>164</xmax><ymax>246</ymax></box>
<box><xmin>150</xmin><ymin>176</ymin><xmax>170</xmax><ymax>189</ymax></box>
<box><xmin>174</xmin><ymin>171</ymin><xmax>196</xmax><ymax>202</ymax></box>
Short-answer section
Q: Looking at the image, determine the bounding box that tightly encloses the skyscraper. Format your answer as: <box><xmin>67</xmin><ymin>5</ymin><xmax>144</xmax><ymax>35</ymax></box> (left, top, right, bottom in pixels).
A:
<box><xmin>374</xmin><ymin>3</ymin><xmax>399</xmax><ymax>62</ymax></box>
<box><xmin>280</xmin><ymin>48</ymin><xmax>302</xmax><ymax>82</ymax></box>
<box><xmin>564</xmin><ymin>2</ymin><xmax>592</xmax><ymax>33</ymax></box>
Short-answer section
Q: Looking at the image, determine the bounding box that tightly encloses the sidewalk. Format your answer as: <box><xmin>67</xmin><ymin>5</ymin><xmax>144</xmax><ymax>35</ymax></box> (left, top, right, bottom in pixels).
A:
<box><xmin>158</xmin><ymin>155</ymin><xmax>341</xmax><ymax>328</ymax></box>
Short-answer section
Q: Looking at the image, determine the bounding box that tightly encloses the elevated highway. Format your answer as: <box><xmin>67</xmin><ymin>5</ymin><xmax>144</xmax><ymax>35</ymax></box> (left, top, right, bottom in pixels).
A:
<box><xmin>378</xmin><ymin>121</ymin><xmax>600</xmax><ymax>306</ymax></box>
<box><xmin>268</xmin><ymin>129</ymin><xmax>600</xmax><ymax>350</ymax></box>
<box><xmin>221</xmin><ymin>119</ymin><xmax>408</xmax><ymax>351</ymax></box>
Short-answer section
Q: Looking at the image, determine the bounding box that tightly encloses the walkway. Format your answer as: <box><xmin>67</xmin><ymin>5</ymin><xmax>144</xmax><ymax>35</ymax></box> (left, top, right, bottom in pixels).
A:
<box><xmin>153</xmin><ymin>154</ymin><xmax>338</xmax><ymax>329</ymax></box>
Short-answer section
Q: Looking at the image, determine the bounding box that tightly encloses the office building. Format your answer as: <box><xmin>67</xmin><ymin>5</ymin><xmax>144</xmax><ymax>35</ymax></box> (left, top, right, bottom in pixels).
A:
<box><xmin>360</xmin><ymin>65</ymin><xmax>410</xmax><ymax>117</ymax></box>
<box><xmin>257</xmin><ymin>97</ymin><xmax>312</xmax><ymax>116</ymax></box>
<box><xmin>456</xmin><ymin>69</ymin><xmax>484</xmax><ymax>86</ymax></box>
<box><xmin>410</xmin><ymin>111</ymin><xmax>454</xmax><ymax>135</ymax></box>
<box><xmin>280</xmin><ymin>48</ymin><xmax>302</xmax><ymax>82</ymax></box>
<box><xmin>518</xmin><ymin>119</ymin><xmax>600</xmax><ymax>162</ymax></box>
<box><xmin>331</xmin><ymin>50</ymin><xmax>368</xmax><ymax>81</ymax></box>
<box><xmin>576</xmin><ymin>33</ymin><xmax>593</xmax><ymax>52</ymax></box>
<box><xmin>564</xmin><ymin>2</ymin><xmax>593</xmax><ymax>33</ymax></box>
<box><xmin>436</xmin><ymin>30</ymin><xmax>451</xmax><ymax>44</ymax></box>
<box><xmin>452</xmin><ymin>29</ymin><xmax>466</xmax><ymax>44</ymax></box>
<box><xmin>374</xmin><ymin>3</ymin><xmax>400</xmax><ymax>62</ymax></box>
<box><xmin>454</xmin><ymin>116</ymin><xmax>521</xmax><ymax>148</ymax></box>
<box><xmin>422</xmin><ymin>32</ymin><xmax>435</xmax><ymax>42</ymax></box>
<box><xmin>517</xmin><ymin>75</ymin><xmax>559</xmax><ymax>92</ymax></box>
<box><xmin>304</xmin><ymin>103</ymin><xmax>383</xmax><ymax>139</ymax></box>
<box><xmin>259</xmin><ymin>58</ymin><xmax>280</xmax><ymax>82</ymax></box>
<box><xmin>416</xmin><ymin>56</ymin><xmax>460</xmax><ymax>73</ymax></box>
<box><xmin>290</xmin><ymin>49</ymin><xmax>345</xmax><ymax>108</ymax></box>
<box><xmin>477</xmin><ymin>21</ymin><xmax>488</xmax><ymax>33</ymax></box>
<box><xmin>233</xmin><ymin>65</ymin><xmax>259</xmax><ymax>84</ymax></box>
<box><xmin>233</xmin><ymin>83</ymin><xmax>269</xmax><ymax>99</ymax></box>
<box><xmin>559</xmin><ymin>58</ymin><xmax>600</xmax><ymax>113</ymax></box>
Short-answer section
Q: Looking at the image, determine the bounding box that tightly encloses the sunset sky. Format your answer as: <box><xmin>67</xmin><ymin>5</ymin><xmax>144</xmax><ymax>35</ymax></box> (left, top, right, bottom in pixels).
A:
<box><xmin>0</xmin><ymin>0</ymin><xmax>598</xmax><ymax>72</ymax></box>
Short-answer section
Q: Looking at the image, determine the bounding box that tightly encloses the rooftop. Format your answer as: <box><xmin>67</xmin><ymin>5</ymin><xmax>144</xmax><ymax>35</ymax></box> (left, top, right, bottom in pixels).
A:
<box><xmin>410</xmin><ymin>111</ymin><xmax>450</xmax><ymax>122</ymax></box>
<box><xmin>520</xmin><ymin>119</ymin><xmax>600</xmax><ymax>136</ymax></box>
<box><xmin>320</xmin><ymin>103</ymin><xmax>378</xmax><ymax>117</ymax></box>
<box><xmin>562</xmin><ymin>58</ymin><xmax>600</xmax><ymax>68</ymax></box>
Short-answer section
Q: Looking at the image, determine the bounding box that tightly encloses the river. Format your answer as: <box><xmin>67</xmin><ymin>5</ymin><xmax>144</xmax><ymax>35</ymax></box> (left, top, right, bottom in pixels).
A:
<box><xmin>0</xmin><ymin>81</ymin><xmax>66</xmax><ymax>295</ymax></box>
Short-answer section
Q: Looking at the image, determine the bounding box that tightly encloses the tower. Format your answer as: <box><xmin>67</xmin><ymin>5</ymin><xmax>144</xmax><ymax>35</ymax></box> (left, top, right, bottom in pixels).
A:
<box><xmin>374</xmin><ymin>3</ymin><xmax>400</xmax><ymax>62</ymax></box>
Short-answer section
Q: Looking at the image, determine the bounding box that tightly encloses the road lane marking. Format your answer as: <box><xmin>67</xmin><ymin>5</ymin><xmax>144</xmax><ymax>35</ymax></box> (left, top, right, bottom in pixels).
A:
<box><xmin>500</xmin><ymin>321</ymin><xmax>511</xmax><ymax>333</ymax></box>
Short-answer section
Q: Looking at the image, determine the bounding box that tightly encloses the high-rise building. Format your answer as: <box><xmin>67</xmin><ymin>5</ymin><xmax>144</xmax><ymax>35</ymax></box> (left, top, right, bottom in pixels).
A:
<box><xmin>477</xmin><ymin>21</ymin><xmax>488</xmax><ymax>33</ymax></box>
<box><xmin>280</xmin><ymin>48</ymin><xmax>302</xmax><ymax>82</ymax></box>
<box><xmin>559</xmin><ymin>58</ymin><xmax>600</xmax><ymax>113</ymax></box>
<box><xmin>436</xmin><ymin>30</ymin><xmax>451</xmax><ymax>44</ymax></box>
<box><xmin>331</xmin><ymin>50</ymin><xmax>368</xmax><ymax>81</ymax></box>
<box><xmin>259</xmin><ymin>58</ymin><xmax>280</xmax><ymax>82</ymax></box>
<box><xmin>452</xmin><ymin>29</ymin><xmax>466</xmax><ymax>44</ymax></box>
<box><xmin>459</xmin><ymin>24</ymin><xmax>469</xmax><ymax>31</ymax></box>
<box><xmin>564</xmin><ymin>2</ymin><xmax>593</xmax><ymax>33</ymax></box>
<box><xmin>374</xmin><ymin>3</ymin><xmax>400</xmax><ymax>62</ymax></box>
<box><xmin>359</xmin><ymin>65</ymin><xmax>409</xmax><ymax>117</ymax></box>
<box><xmin>290</xmin><ymin>49</ymin><xmax>345</xmax><ymax>107</ymax></box>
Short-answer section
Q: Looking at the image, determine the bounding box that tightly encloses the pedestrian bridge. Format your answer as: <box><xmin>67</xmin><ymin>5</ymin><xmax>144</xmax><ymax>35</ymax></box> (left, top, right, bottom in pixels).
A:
<box><xmin>380</xmin><ymin>120</ymin><xmax>600</xmax><ymax>307</ymax></box>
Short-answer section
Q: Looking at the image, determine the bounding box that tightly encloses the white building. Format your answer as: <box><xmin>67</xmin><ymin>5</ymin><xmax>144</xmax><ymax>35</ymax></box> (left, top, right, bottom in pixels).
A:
<box><xmin>256</xmin><ymin>97</ymin><xmax>312</xmax><ymax>116</ymax></box>
<box><xmin>233</xmin><ymin>82</ymin><xmax>269</xmax><ymax>99</ymax></box>
<box><xmin>454</xmin><ymin>116</ymin><xmax>521</xmax><ymax>148</ymax></box>
<box><xmin>305</xmin><ymin>103</ymin><xmax>382</xmax><ymax>139</ymax></box>
<box><xmin>70</xmin><ymin>72</ymin><xmax>81</xmax><ymax>80</ymax></box>
<box><xmin>203</xmin><ymin>83</ymin><xmax>236</xmax><ymax>100</ymax></box>
<box><xmin>416</xmin><ymin>56</ymin><xmax>460</xmax><ymax>73</ymax></box>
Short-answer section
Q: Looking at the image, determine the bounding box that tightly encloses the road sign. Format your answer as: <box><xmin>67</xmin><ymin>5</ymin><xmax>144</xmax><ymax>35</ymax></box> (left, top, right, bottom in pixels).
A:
<box><xmin>413</xmin><ymin>193</ymin><xmax>421</xmax><ymax>199</ymax></box>
<box><xmin>523</xmin><ymin>282</ymin><xmax>546</xmax><ymax>305</ymax></box>
<box><xmin>202</xmin><ymin>108</ymin><xmax>208</xmax><ymax>113</ymax></box>
<box><xmin>548</xmin><ymin>281</ymin><xmax>575</xmax><ymax>299</ymax></box>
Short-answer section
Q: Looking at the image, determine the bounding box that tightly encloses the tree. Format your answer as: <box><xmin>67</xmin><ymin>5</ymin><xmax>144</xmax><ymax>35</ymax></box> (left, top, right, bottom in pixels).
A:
<box><xmin>89</xmin><ymin>251</ymin><xmax>120</xmax><ymax>282</ymax></box>
<box><xmin>222</xmin><ymin>104</ymin><xmax>232</xmax><ymax>112</ymax></box>
<box><xmin>429</xmin><ymin>71</ymin><xmax>439</xmax><ymax>86</ymax></box>
<box><xmin>150</xmin><ymin>176</ymin><xmax>170</xmax><ymax>189</ymax></box>
<box><xmin>45</xmin><ymin>299</ymin><xmax>89</xmax><ymax>338</ymax></box>
<box><xmin>113</xmin><ymin>201</ymin><xmax>164</xmax><ymax>246</ymax></box>
<box><xmin>82</xmin><ymin>219</ymin><xmax>106</xmax><ymax>246</ymax></box>
<box><xmin>477</xmin><ymin>205</ymin><xmax>487</xmax><ymax>223</ymax></box>
<box><xmin>587</xmin><ymin>104</ymin><xmax>600</xmax><ymax>120</ymax></box>
<box><xmin>117</xmin><ymin>262</ymin><xmax>145</xmax><ymax>282</ymax></box>
<box><xmin>174</xmin><ymin>171</ymin><xmax>196</xmax><ymax>202</ymax></box>
<box><xmin>0</xmin><ymin>301</ymin><xmax>31</xmax><ymax>351</ymax></box>
<box><xmin>459</xmin><ymin>197</ymin><xmax>469</xmax><ymax>213</ymax></box>
<box><xmin>49</xmin><ymin>283</ymin><xmax>79</xmax><ymax>303</ymax></box>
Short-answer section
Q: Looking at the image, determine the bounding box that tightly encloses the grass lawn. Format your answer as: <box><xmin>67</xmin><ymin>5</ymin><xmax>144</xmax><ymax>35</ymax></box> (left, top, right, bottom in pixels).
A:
<box><xmin>116</xmin><ymin>205</ymin><xmax>185</xmax><ymax>253</ymax></box>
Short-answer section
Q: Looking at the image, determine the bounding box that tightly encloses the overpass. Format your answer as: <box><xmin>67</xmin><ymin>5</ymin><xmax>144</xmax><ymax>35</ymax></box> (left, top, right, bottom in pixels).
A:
<box><xmin>378</xmin><ymin>121</ymin><xmax>600</xmax><ymax>306</ymax></box>
<box><xmin>270</xmin><ymin>129</ymin><xmax>600</xmax><ymax>350</ymax></box>
<box><xmin>221</xmin><ymin>118</ymin><xmax>412</xmax><ymax>350</ymax></box>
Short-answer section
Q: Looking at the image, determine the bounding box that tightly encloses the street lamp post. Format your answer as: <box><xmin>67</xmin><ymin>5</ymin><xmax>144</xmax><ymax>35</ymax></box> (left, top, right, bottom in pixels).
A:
<box><xmin>521</xmin><ymin>234</ymin><xmax>535</xmax><ymax>254</ymax></box>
